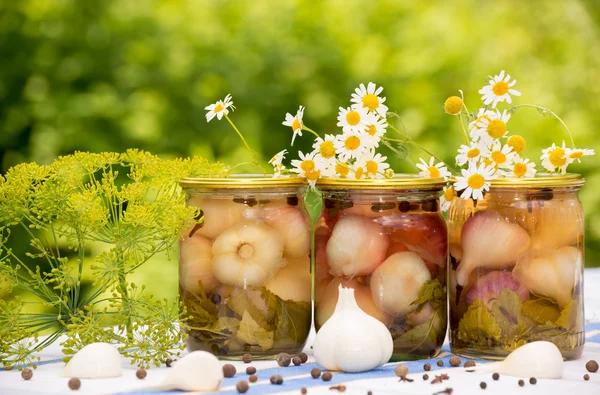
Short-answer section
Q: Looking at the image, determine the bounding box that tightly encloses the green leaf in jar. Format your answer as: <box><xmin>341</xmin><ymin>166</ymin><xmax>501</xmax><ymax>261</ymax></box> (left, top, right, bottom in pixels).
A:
<box><xmin>237</xmin><ymin>311</ymin><xmax>275</xmax><ymax>351</ymax></box>
<box><xmin>522</xmin><ymin>297</ymin><xmax>561</xmax><ymax>325</ymax></box>
<box><xmin>393</xmin><ymin>312</ymin><xmax>439</xmax><ymax>353</ymax></box>
<box><xmin>457</xmin><ymin>299</ymin><xmax>502</xmax><ymax>344</ymax></box>
<box><xmin>490</xmin><ymin>288</ymin><xmax>528</xmax><ymax>340</ymax></box>
<box><xmin>261</xmin><ymin>287</ymin><xmax>311</xmax><ymax>349</ymax></box>
<box><xmin>303</xmin><ymin>187</ymin><xmax>323</xmax><ymax>228</ymax></box>
<box><xmin>555</xmin><ymin>300</ymin><xmax>583</xmax><ymax>331</ymax></box>
<box><xmin>410</xmin><ymin>279</ymin><xmax>445</xmax><ymax>312</ymax></box>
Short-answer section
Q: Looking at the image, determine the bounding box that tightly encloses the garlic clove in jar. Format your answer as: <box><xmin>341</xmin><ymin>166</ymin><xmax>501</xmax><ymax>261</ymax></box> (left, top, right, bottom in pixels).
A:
<box><xmin>465</xmin><ymin>270</ymin><xmax>529</xmax><ymax>309</ymax></box>
<box><xmin>456</xmin><ymin>210</ymin><xmax>531</xmax><ymax>287</ymax></box>
<box><xmin>212</xmin><ymin>220</ymin><xmax>285</xmax><ymax>287</ymax></box>
<box><xmin>158</xmin><ymin>351</ymin><xmax>223</xmax><ymax>391</ymax></box>
<box><xmin>513</xmin><ymin>246</ymin><xmax>580</xmax><ymax>307</ymax></box>
<box><xmin>187</xmin><ymin>197</ymin><xmax>246</xmax><ymax>239</ymax></box>
<box><xmin>316</xmin><ymin>277</ymin><xmax>390</xmax><ymax>328</ymax></box>
<box><xmin>62</xmin><ymin>342</ymin><xmax>122</xmax><ymax>378</ymax></box>
<box><xmin>265</xmin><ymin>256</ymin><xmax>311</xmax><ymax>302</ymax></box>
<box><xmin>326</xmin><ymin>215</ymin><xmax>390</xmax><ymax>277</ymax></box>
<box><xmin>179</xmin><ymin>234</ymin><xmax>218</xmax><ymax>294</ymax></box>
<box><xmin>314</xmin><ymin>285</ymin><xmax>393</xmax><ymax>373</ymax></box>
<box><xmin>529</xmin><ymin>198</ymin><xmax>583</xmax><ymax>252</ymax></box>
<box><xmin>370</xmin><ymin>251</ymin><xmax>432</xmax><ymax>316</ymax></box>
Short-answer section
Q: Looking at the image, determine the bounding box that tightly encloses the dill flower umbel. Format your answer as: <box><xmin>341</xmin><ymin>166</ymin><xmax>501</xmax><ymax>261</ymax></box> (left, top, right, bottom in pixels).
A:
<box><xmin>205</xmin><ymin>94</ymin><xmax>235</xmax><ymax>122</ymax></box>
<box><xmin>478</xmin><ymin>70</ymin><xmax>521</xmax><ymax>108</ymax></box>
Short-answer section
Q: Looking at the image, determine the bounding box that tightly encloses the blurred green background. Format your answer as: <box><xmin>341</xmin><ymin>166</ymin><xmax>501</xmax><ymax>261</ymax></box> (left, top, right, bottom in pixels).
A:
<box><xmin>1</xmin><ymin>0</ymin><xmax>599</xmax><ymax>301</ymax></box>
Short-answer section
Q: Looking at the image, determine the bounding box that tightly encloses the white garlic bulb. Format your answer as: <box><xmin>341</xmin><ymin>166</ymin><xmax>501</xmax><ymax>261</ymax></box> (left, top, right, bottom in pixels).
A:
<box><xmin>62</xmin><ymin>342</ymin><xmax>122</xmax><ymax>378</ymax></box>
<box><xmin>157</xmin><ymin>351</ymin><xmax>223</xmax><ymax>392</ymax></box>
<box><xmin>313</xmin><ymin>285</ymin><xmax>393</xmax><ymax>373</ymax></box>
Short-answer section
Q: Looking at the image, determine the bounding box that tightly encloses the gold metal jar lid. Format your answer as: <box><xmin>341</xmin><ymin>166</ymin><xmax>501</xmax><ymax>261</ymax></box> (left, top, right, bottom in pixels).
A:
<box><xmin>317</xmin><ymin>174</ymin><xmax>447</xmax><ymax>190</ymax></box>
<box><xmin>449</xmin><ymin>173</ymin><xmax>584</xmax><ymax>188</ymax></box>
<box><xmin>178</xmin><ymin>174</ymin><xmax>306</xmax><ymax>189</ymax></box>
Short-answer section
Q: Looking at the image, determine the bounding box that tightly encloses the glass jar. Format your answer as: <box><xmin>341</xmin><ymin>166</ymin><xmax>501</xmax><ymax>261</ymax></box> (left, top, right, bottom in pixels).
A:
<box><xmin>315</xmin><ymin>175</ymin><xmax>448</xmax><ymax>360</ymax></box>
<box><xmin>178</xmin><ymin>175</ymin><xmax>311</xmax><ymax>359</ymax></box>
<box><xmin>448</xmin><ymin>174</ymin><xmax>585</xmax><ymax>360</ymax></box>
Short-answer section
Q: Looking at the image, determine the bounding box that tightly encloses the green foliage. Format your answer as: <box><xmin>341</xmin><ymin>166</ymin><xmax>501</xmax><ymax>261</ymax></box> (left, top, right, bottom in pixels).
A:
<box><xmin>0</xmin><ymin>150</ymin><xmax>227</xmax><ymax>369</ymax></box>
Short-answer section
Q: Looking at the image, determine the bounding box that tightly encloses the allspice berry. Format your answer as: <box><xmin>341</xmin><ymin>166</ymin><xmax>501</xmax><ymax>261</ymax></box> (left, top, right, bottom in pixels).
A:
<box><xmin>21</xmin><ymin>368</ymin><xmax>33</xmax><ymax>381</ymax></box>
<box><xmin>242</xmin><ymin>353</ymin><xmax>253</xmax><ymax>364</ymax></box>
<box><xmin>424</xmin><ymin>363</ymin><xmax>431</xmax><ymax>371</ymax></box>
<box><xmin>518</xmin><ymin>379</ymin><xmax>525</xmax><ymax>387</ymax></box>
<box><xmin>529</xmin><ymin>377</ymin><xmax>537</xmax><ymax>385</ymax></box>
<box><xmin>298</xmin><ymin>352</ymin><xmax>308</xmax><ymax>363</ymax></box>
<box><xmin>249</xmin><ymin>374</ymin><xmax>258</xmax><ymax>383</ymax></box>
<box><xmin>277</xmin><ymin>352</ymin><xmax>291</xmax><ymax>367</ymax></box>
<box><xmin>136</xmin><ymin>369</ymin><xmax>147</xmax><ymax>380</ymax></box>
<box><xmin>292</xmin><ymin>356</ymin><xmax>302</xmax><ymax>366</ymax></box>
<box><xmin>270</xmin><ymin>374</ymin><xmax>283</xmax><ymax>385</ymax></box>
<box><xmin>492</xmin><ymin>373</ymin><xmax>500</xmax><ymax>381</ymax></box>
<box><xmin>480</xmin><ymin>382</ymin><xmax>487</xmax><ymax>389</ymax></box>
<box><xmin>449</xmin><ymin>356</ymin><xmax>461</xmax><ymax>367</ymax></box>
<box><xmin>322</xmin><ymin>372</ymin><xmax>333</xmax><ymax>382</ymax></box>
<box><xmin>584</xmin><ymin>374</ymin><xmax>590</xmax><ymax>381</ymax></box>
<box><xmin>464</xmin><ymin>361</ymin><xmax>476</xmax><ymax>368</ymax></box>
<box><xmin>395</xmin><ymin>365</ymin><xmax>408</xmax><ymax>377</ymax></box>
<box><xmin>586</xmin><ymin>360</ymin><xmax>599</xmax><ymax>373</ymax></box>
<box><xmin>246</xmin><ymin>366</ymin><xmax>257</xmax><ymax>375</ymax></box>
<box><xmin>437</xmin><ymin>360</ymin><xmax>444</xmax><ymax>367</ymax></box>
<box><xmin>68</xmin><ymin>378</ymin><xmax>81</xmax><ymax>390</ymax></box>
<box><xmin>423</xmin><ymin>374</ymin><xmax>429</xmax><ymax>380</ymax></box>
<box><xmin>223</xmin><ymin>364</ymin><xmax>237</xmax><ymax>378</ymax></box>
<box><xmin>301</xmin><ymin>388</ymin><xmax>308</xmax><ymax>394</ymax></box>
<box><xmin>236</xmin><ymin>380</ymin><xmax>249</xmax><ymax>393</ymax></box>
<box><xmin>310</xmin><ymin>367</ymin><xmax>322</xmax><ymax>379</ymax></box>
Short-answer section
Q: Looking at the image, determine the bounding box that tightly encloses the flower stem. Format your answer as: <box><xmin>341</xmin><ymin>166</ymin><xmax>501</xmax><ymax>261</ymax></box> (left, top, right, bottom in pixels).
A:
<box><xmin>382</xmin><ymin>136</ymin><xmax>452</xmax><ymax>172</ymax></box>
<box><xmin>512</xmin><ymin>104</ymin><xmax>576</xmax><ymax>147</ymax></box>
<box><xmin>457</xmin><ymin>114</ymin><xmax>469</xmax><ymax>145</ymax></box>
<box><xmin>302</xmin><ymin>125</ymin><xmax>321</xmax><ymax>139</ymax></box>
<box><xmin>224</xmin><ymin>114</ymin><xmax>266</xmax><ymax>173</ymax></box>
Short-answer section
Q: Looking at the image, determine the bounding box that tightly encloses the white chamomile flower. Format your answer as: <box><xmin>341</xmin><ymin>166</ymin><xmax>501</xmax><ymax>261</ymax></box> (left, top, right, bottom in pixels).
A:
<box><xmin>474</xmin><ymin>109</ymin><xmax>511</xmax><ymax>145</ymax></box>
<box><xmin>541</xmin><ymin>141</ymin><xmax>571</xmax><ymax>174</ymax></box>
<box><xmin>337</xmin><ymin>106</ymin><xmax>369</xmax><ymax>133</ymax></box>
<box><xmin>291</xmin><ymin>151</ymin><xmax>324</xmax><ymax>187</ymax></box>
<box><xmin>565</xmin><ymin>147</ymin><xmax>595</xmax><ymax>163</ymax></box>
<box><xmin>356</xmin><ymin>151</ymin><xmax>390</xmax><ymax>179</ymax></box>
<box><xmin>505</xmin><ymin>156</ymin><xmax>536</xmax><ymax>178</ymax></box>
<box><xmin>351</xmin><ymin>162</ymin><xmax>367</xmax><ymax>180</ymax></box>
<box><xmin>268</xmin><ymin>149</ymin><xmax>287</xmax><ymax>178</ymax></box>
<box><xmin>487</xmin><ymin>140</ymin><xmax>516</xmax><ymax>170</ymax></box>
<box><xmin>468</xmin><ymin>108</ymin><xmax>493</xmax><ymax>138</ymax></box>
<box><xmin>334</xmin><ymin>161</ymin><xmax>352</xmax><ymax>178</ymax></box>
<box><xmin>312</xmin><ymin>134</ymin><xmax>337</xmax><ymax>166</ymax></box>
<box><xmin>456</xmin><ymin>141</ymin><xmax>489</xmax><ymax>166</ymax></box>
<box><xmin>282</xmin><ymin>105</ymin><xmax>305</xmax><ymax>145</ymax></box>
<box><xmin>478</xmin><ymin>70</ymin><xmax>521</xmax><ymax>108</ymax></box>
<box><xmin>440</xmin><ymin>186</ymin><xmax>455</xmax><ymax>212</ymax></box>
<box><xmin>361</xmin><ymin>113</ymin><xmax>387</xmax><ymax>149</ymax></box>
<box><xmin>350</xmin><ymin>82</ymin><xmax>389</xmax><ymax>118</ymax></box>
<box><xmin>416</xmin><ymin>157</ymin><xmax>452</xmax><ymax>180</ymax></box>
<box><xmin>334</xmin><ymin>130</ymin><xmax>369</xmax><ymax>161</ymax></box>
<box><xmin>205</xmin><ymin>94</ymin><xmax>235</xmax><ymax>122</ymax></box>
<box><xmin>454</xmin><ymin>162</ymin><xmax>497</xmax><ymax>200</ymax></box>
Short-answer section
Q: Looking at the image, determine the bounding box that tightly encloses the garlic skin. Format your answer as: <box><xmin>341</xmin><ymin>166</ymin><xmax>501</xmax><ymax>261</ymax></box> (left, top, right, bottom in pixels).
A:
<box><xmin>62</xmin><ymin>343</ymin><xmax>122</xmax><ymax>378</ymax></box>
<box><xmin>471</xmin><ymin>341</ymin><xmax>563</xmax><ymax>379</ymax></box>
<box><xmin>158</xmin><ymin>351</ymin><xmax>223</xmax><ymax>391</ymax></box>
<box><xmin>513</xmin><ymin>246</ymin><xmax>580</xmax><ymax>307</ymax></box>
<box><xmin>465</xmin><ymin>270</ymin><xmax>529</xmax><ymax>309</ymax></box>
<box><xmin>188</xmin><ymin>197</ymin><xmax>246</xmax><ymax>239</ymax></box>
<box><xmin>326</xmin><ymin>215</ymin><xmax>390</xmax><ymax>277</ymax></box>
<box><xmin>314</xmin><ymin>285</ymin><xmax>393</xmax><ymax>373</ymax></box>
<box><xmin>179</xmin><ymin>234</ymin><xmax>218</xmax><ymax>293</ymax></box>
<box><xmin>457</xmin><ymin>210</ymin><xmax>531</xmax><ymax>287</ymax></box>
<box><xmin>316</xmin><ymin>277</ymin><xmax>390</xmax><ymax>327</ymax></box>
<box><xmin>370</xmin><ymin>252</ymin><xmax>431</xmax><ymax>316</ymax></box>
<box><xmin>245</xmin><ymin>205</ymin><xmax>311</xmax><ymax>258</ymax></box>
<box><xmin>212</xmin><ymin>220</ymin><xmax>286</xmax><ymax>287</ymax></box>
<box><xmin>265</xmin><ymin>256</ymin><xmax>311</xmax><ymax>302</ymax></box>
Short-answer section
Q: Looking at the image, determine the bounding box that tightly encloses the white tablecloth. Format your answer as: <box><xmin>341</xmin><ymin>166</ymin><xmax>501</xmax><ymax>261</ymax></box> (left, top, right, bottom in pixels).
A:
<box><xmin>2</xmin><ymin>269</ymin><xmax>600</xmax><ymax>395</ymax></box>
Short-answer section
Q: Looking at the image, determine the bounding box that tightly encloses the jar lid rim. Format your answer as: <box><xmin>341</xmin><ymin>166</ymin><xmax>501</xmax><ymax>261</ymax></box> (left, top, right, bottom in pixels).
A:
<box><xmin>450</xmin><ymin>172</ymin><xmax>584</xmax><ymax>188</ymax></box>
<box><xmin>317</xmin><ymin>174</ymin><xmax>447</xmax><ymax>189</ymax></box>
<box><xmin>179</xmin><ymin>174</ymin><xmax>306</xmax><ymax>189</ymax></box>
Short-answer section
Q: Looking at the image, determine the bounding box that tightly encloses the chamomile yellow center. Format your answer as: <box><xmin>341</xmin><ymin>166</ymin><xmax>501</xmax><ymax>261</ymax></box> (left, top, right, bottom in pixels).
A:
<box><xmin>214</xmin><ymin>103</ymin><xmax>224</xmax><ymax>112</ymax></box>
<box><xmin>300</xmin><ymin>159</ymin><xmax>315</xmax><ymax>173</ymax></box>
<box><xmin>476</xmin><ymin>114</ymin><xmax>491</xmax><ymax>124</ymax></box>
<box><xmin>483</xmin><ymin>158</ymin><xmax>495</xmax><ymax>168</ymax></box>
<box><xmin>492</xmin><ymin>81</ymin><xmax>509</xmax><ymax>96</ymax></box>
<box><xmin>427</xmin><ymin>166</ymin><xmax>441</xmax><ymax>178</ymax></box>
<box><xmin>319</xmin><ymin>141</ymin><xmax>336</xmax><ymax>158</ymax></box>
<box><xmin>467</xmin><ymin>174</ymin><xmax>485</xmax><ymax>189</ymax></box>
<box><xmin>507</xmin><ymin>135</ymin><xmax>526</xmax><ymax>154</ymax></box>
<box><xmin>444</xmin><ymin>187</ymin><xmax>455</xmax><ymax>201</ymax></box>
<box><xmin>346</xmin><ymin>111</ymin><xmax>361</xmax><ymax>126</ymax></box>
<box><xmin>491</xmin><ymin>151</ymin><xmax>507</xmax><ymax>164</ymax></box>
<box><xmin>366</xmin><ymin>160</ymin><xmax>378</xmax><ymax>174</ymax></box>
<box><xmin>549</xmin><ymin>148</ymin><xmax>566</xmax><ymax>167</ymax></box>
<box><xmin>487</xmin><ymin>120</ymin><xmax>507</xmax><ymax>139</ymax></box>
<box><xmin>291</xmin><ymin>118</ymin><xmax>301</xmax><ymax>131</ymax></box>
<box><xmin>366</xmin><ymin>124</ymin><xmax>377</xmax><ymax>136</ymax></box>
<box><xmin>355</xmin><ymin>167</ymin><xmax>365</xmax><ymax>179</ymax></box>
<box><xmin>513</xmin><ymin>163</ymin><xmax>527</xmax><ymax>177</ymax></box>
<box><xmin>335</xmin><ymin>162</ymin><xmax>350</xmax><ymax>177</ymax></box>
<box><xmin>467</xmin><ymin>148</ymin><xmax>480</xmax><ymax>159</ymax></box>
<box><xmin>444</xmin><ymin>96</ymin><xmax>463</xmax><ymax>115</ymax></box>
<box><xmin>344</xmin><ymin>135</ymin><xmax>361</xmax><ymax>150</ymax></box>
<box><xmin>570</xmin><ymin>151</ymin><xmax>584</xmax><ymax>159</ymax></box>
<box><xmin>305</xmin><ymin>170</ymin><xmax>321</xmax><ymax>181</ymax></box>
<box><xmin>362</xmin><ymin>94</ymin><xmax>379</xmax><ymax>111</ymax></box>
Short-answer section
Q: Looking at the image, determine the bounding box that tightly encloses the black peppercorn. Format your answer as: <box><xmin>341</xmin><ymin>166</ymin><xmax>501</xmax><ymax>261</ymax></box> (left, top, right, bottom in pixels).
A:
<box><xmin>518</xmin><ymin>379</ymin><xmax>525</xmax><ymax>387</ymax></box>
<box><xmin>367</xmin><ymin>392</ymin><xmax>373</xmax><ymax>395</ymax></box>
<box><xmin>249</xmin><ymin>374</ymin><xmax>258</xmax><ymax>383</ymax></box>
<box><xmin>449</xmin><ymin>356</ymin><xmax>461</xmax><ymax>367</ymax></box>
<box><xmin>68</xmin><ymin>378</ymin><xmax>81</xmax><ymax>390</ymax></box>
<box><xmin>242</xmin><ymin>353</ymin><xmax>252</xmax><ymax>364</ymax></box>
<box><xmin>584</xmin><ymin>374</ymin><xmax>590</xmax><ymax>381</ymax></box>
<box><xmin>246</xmin><ymin>366</ymin><xmax>256</xmax><ymax>375</ymax></box>
<box><xmin>236</xmin><ymin>380</ymin><xmax>249</xmax><ymax>393</ymax></box>
<box><xmin>586</xmin><ymin>360</ymin><xmax>599</xmax><ymax>373</ymax></box>
<box><xmin>322</xmin><ymin>372</ymin><xmax>333</xmax><ymax>382</ymax></box>
<box><xmin>423</xmin><ymin>374</ymin><xmax>429</xmax><ymax>380</ymax></box>
<box><xmin>311</xmin><ymin>367</ymin><xmax>321</xmax><ymax>378</ymax></box>
<box><xmin>298</xmin><ymin>352</ymin><xmax>308</xmax><ymax>363</ymax></box>
<box><xmin>136</xmin><ymin>369</ymin><xmax>147</xmax><ymax>379</ymax></box>
<box><xmin>277</xmin><ymin>353</ymin><xmax>291</xmax><ymax>367</ymax></box>
<box><xmin>287</xmin><ymin>196</ymin><xmax>299</xmax><ymax>206</ymax></box>
<box><xmin>210</xmin><ymin>293</ymin><xmax>221</xmax><ymax>304</ymax></box>
<box><xmin>529</xmin><ymin>377</ymin><xmax>537</xmax><ymax>385</ymax></box>
<box><xmin>437</xmin><ymin>360</ymin><xmax>444</xmax><ymax>367</ymax></box>
<box><xmin>424</xmin><ymin>363</ymin><xmax>431</xmax><ymax>371</ymax></box>
<box><xmin>492</xmin><ymin>373</ymin><xmax>500</xmax><ymax>381</ymax></box>
<box><xmin>223</xmin><ymin>364</ymin><xmax>236</xmax><ymax>378</ymax></box>
<box><xmin>480</xmin><ymin>382</ymin><xmax>487</xmax><ymax>389</ymax></box>
<box><xmin>21</xmin><ymin>368</ymin><xmax>33</xmax><ymax>380</ymax></box>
